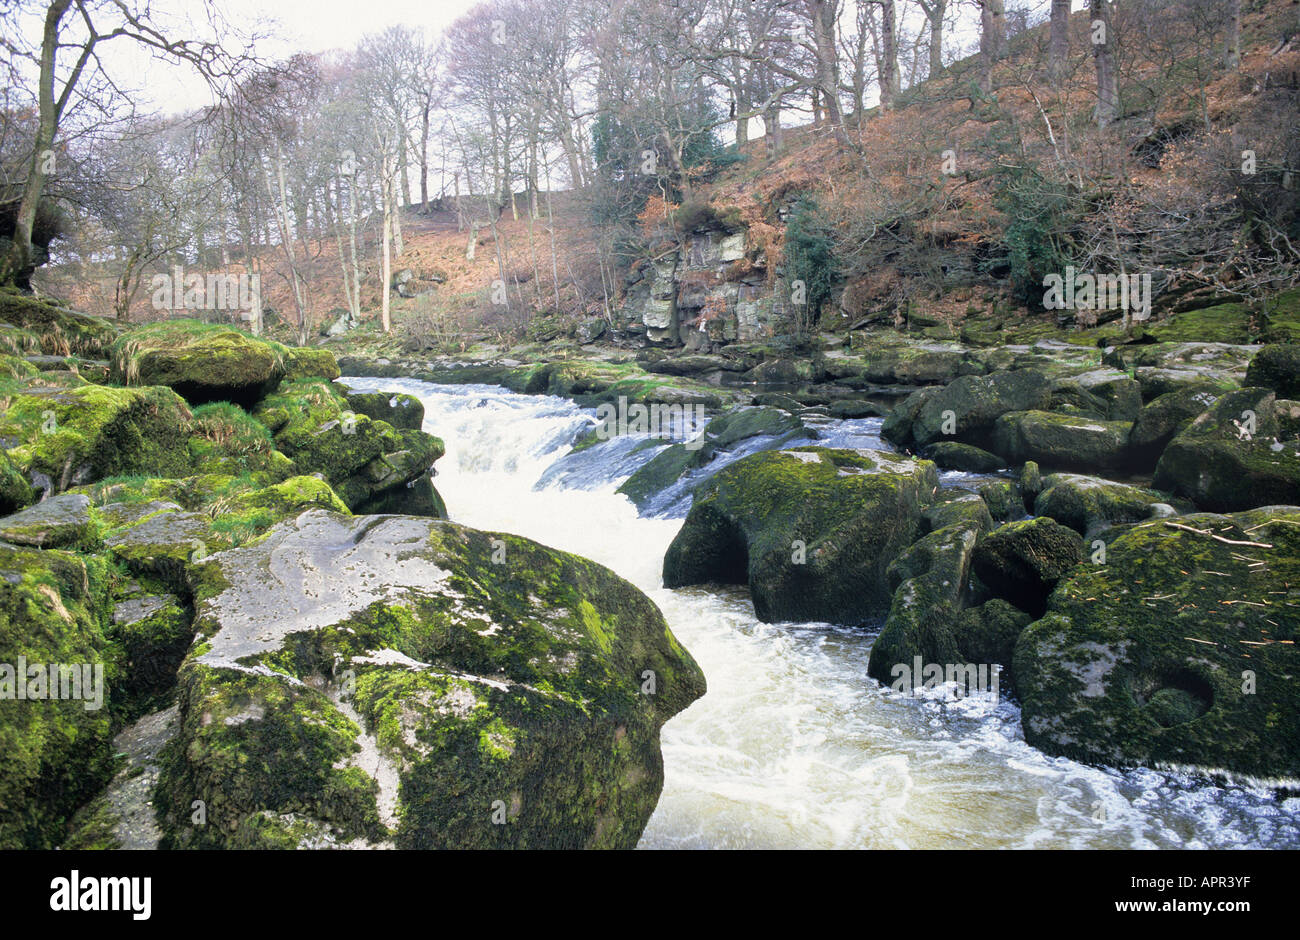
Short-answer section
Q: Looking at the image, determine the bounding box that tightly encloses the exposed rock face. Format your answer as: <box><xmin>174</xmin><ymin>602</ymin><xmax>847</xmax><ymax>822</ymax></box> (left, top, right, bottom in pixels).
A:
<box><xmin>616</xmin><ymin>228</ymin><xmax>773</xmax><ymax>347</ymax></box>
<box><xmin>158</xmin><ymin>510</ymin><xmax>705</xmax><ymax>849</ymax></box>
<box><xmin>1015</xmin><ymin>508</ymin><xmax>1300</xmax><ymax>779</ymax></box>
<box><xmin>663</xmin><ymin>447</ymin><xmax>939</xmax><ymax>623</ymax></box>
<box><xmin>1154</xmin><ymin>388</ymin><xmax>1300</xmax><ymax>511</ymax></box>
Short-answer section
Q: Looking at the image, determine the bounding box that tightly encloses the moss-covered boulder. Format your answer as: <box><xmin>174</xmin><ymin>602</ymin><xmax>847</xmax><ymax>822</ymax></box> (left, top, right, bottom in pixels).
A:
<box><xmin>0</xmin><ymin>451</ymin><xmax>34</xmax><ymax>514</ymax></box>
<box><xmin>1050</xmin><ymin>370</ymin><xmax>1143</xmax><ymax>423</ymax></box>
<box><xmin>1015</xmin><ymin>508</ymin><xmax>1300</xmax><ymax>778</ymax></box>
<box><xmin>920</xmin><ymin>441</ymin><xmax>1005</xmax><ymax>472</ymax></box>
<box><xmin>283</xmin><ymin>346</ymin><xmax>340</xmax><ymax>382</ymax></box>
<box><xmin>978</xmin><ymin>480</ymin><xmax>1019</xmax><ymax>522</ymax></box>
<box><xmin>1033</xmin><ymin>473</ymin><xmax>1183</xmax><ymax>537</ymax></box>
<box><xmin>971</xmin><ymin>517</ymin><xmax>1083</xmax><ymax>616</ymax></box>
<box><xmin>1244</xmin><ymin>345</ymin><xmax>1300</xmax><ymax>399</ymax></box>
<box><xmin>0</xmin><ymin>546</ymin><xmax>118</xmax><ymax>848</ymax></box>
<box><xmin>903</xmin><ymin>370</ymin><xmax>1053</xmax><ymax>449</ymax></box>
<box><xmin>156</xmin><ymin>510</ymin><xmax>705</xmax><ymax>849</ymax></box>
<box><xmin>663</xmin><ymin>447</ymin><xmax>939</xmax><ymax>623</ymax></box>
<box><xmin>188</xmin><ymin>402</ymin><xmax>295</xmax><ymax>480</ymax></box>
<box><xmin>867</xmin><ymin>520</ymin><xmax>983</xmax><ymax>683</ymax></box>
<box><xmin>344</xmin><ymin>390</ymin><xmax>425</xmax><ymax>431</ymax></box>
<box><xmin>0</xmin><ymin>384</ymin><xmax>193</xmax><ymax>498</ymax></box>
<box><xmin>990</xmin><ymin>410</ymin><xmax>1132</xmax><ymax>472</ymax></box>
<box><xmin>616</xmin><ymin>406</ymin><xmax>808</xmax><ymax>510</ymax></box>
<box><xmin>253</xmin><ymin>378</ymin><xmax>446</xmax><ymax>514</ymax></box>
<box><xmin>880</xmin><ymin>386</ymin><xmax>940</xmax><ymax>448</ymax></box>
<box><xmin>1153</xmin><ymin>388</ymin><xmax>1300</xmax><ymax>511</ymax></box>
<box><xmin>1128</xmin><ymin>385</ymin><xmax>1222</xmax><ymax>469</ymax></box>
<box><xmin>0</xmin><ymin>288</ymin><xmax>117</xmax><ymax>358</ymax></box>
<box><xmin>954</xmin><ymin>599</ymin><xmax>1034</xmax><ymax>695</ymax></box>
<box><xmin>111</xmin><ymin>320</ymin><xmax>284</xmax><ymax>407</ymax></box>
<box><xmin>0</xmin><ymin>492</ymin><xmax>102</xmax><ymax>551</ymax></box>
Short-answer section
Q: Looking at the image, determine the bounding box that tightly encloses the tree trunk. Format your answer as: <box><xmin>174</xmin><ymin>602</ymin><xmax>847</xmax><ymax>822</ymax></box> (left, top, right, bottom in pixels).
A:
<box><xmin>3</xmin><ymin>0</ymin><xmax>74</xmax><ymax>287</ymax></box>
<box><xmin>1090</xmin><ymin>0</ymin><xmax>1118</xmax><ymax>128</ymax></box>
<box><xmin>978</xmin><ymin>0</ymin><xmax>1006</xmax><ymax>92</ymax></box>
<box><xmin>879</xmin><ymin>0</ymin><xmax>900</xmax><ymax>111</ymax></box>
<box><xmin>925</xmin><ymin>1</ymin><xmax>946</xmax><ymax>80</ymax></box>
<box><xmin>1048</xmin><ymin>0</ymin><xmax>1071</xmax><ymax>82</ymax></box>
<box><xmin>1225</xmin><ymin>0</ymin><xmax>1242</xmax><ymax>69</ymax></box>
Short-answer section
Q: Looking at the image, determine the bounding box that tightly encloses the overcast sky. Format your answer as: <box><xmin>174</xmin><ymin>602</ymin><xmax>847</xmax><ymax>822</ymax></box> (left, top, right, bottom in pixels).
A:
<box><xmin>5</xmin><ymin>0</ymin><xmax>1082</xmax><ymax>119</ymax></box>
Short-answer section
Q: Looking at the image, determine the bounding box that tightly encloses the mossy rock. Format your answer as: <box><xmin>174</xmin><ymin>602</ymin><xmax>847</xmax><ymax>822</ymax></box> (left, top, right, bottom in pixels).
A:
<box><xmin>616</xmin><ymin>406</ymin><xmax>808</xmax><ymax>510</ymax></box>
<box><xmin>921</xmin><ymin>441</ymin><xmax>1005</xmax><ymax>473</ymax></box>
<box><xmin>977</xmin><ymin>480</ymin><xmax>1019</xmax><ymax>523</ymax></box>
<box><xmin>0</xmin><ymin>288</ymin><xmax>117</xmax><ymax>357</ymax></box>
<box><xmin>1144</xmin><ymin>302</ymin><xmax>1259</xmax><ymax>345</ymax></box>
<box><xmin>923</xmin><ymin>490</ymin><xmax>994</xmax><ymax>534</ymax></box>
<box><xmin>0</xmin><ymin>546</ymin><xmax>119</xmax><ymax>848</ymax></box>
<box><xmin>1153</xmin><ymin>388</ymin><xmax>1300</xmax><ymax>511</ymax></box>
<box><xmin>253</xmin><ymin>378</ymin><xmax>445</xmax><ymax>514</ymax></box>
<box><xmin>156</xmin><ymin>510</ymin><xmax>705</xmax><ymax>849</ymax></box>
<box><xmin>111</xmin><ymin>320</ymin><xmax>285</xmax><ymax>407</ymax></box>
<box><xmin>1244</xmin><ymin>345</ymin><xmax>1300</xmax><ymax>399</ymax></box>
<box><xmin>0</xmin><ymin>492</ymin><xmax>103</xmax><ymax>551</ymax></box>
<box><xmin>0</xmin><ymin>384</ymin><xmax>193</xmax><ymax>497</ymax></box>
<box><xmin>909</xmin><ymin>370</ymin><xmax>1053</xmax><ymax>449</ymax></box>
<box><xmin>1033</xmin><ymin>473</ymin><xmax>1183</xmax><ymax>538</ymax></box>
<box><xmin>1133</xmin><ymin>367</ymin><xmax>1238</xmax><ymax>401</ymax></box>
<box><xmin>1015</xmin><ymin>508</ymin><xmax>1300</xmax><ymax>778</ymax></box>
<box><xmin>1128</xmin><ymin>385</ymin><xmax>1223</xmax><ymax>469</ymax></box>
<box><xmin>1050</xmin><ymin>370</ymin><xmax>1142</xmax><ymax>423</ymax></box>
<box><xmin>189</xmin><ymin>402</ymin><xmax>295</xmax><ymax>479</ymax></box>
<box><xmin>664</xmin><ymin>447</ymin><xmax>939</xmax><ymax>623</ymax></box>
<box><xmin>867</xmin><ymin>521</ymin><xmax>982</xmax><ymax>683</ymax></box>
<box><xmin>344</xmin><ymin>390</ymin><xmax>425</xmax><ymax>431</ymax></box>
<box><xmin>104</xmin><ymin>508</ymin><xmax>213</xmax><ymax>593</ymax></box>
<box><xmin>954</xmin><ymin>599</ymin><xmax>1033</xmax><ymax>696</ymax></box>
<box><xmin>990</xmin><ymin>410</ymin><xmax>1131</xmax><ymax>472</ymax></box>
<box><xmin>111</xmin><ymin>594</ymin><xmax>192</xmax><ymax>716</ymax></box>
<box><xmin>971</xmin><ymin>517</ymin><xmax>1083</xmax><ymax>616</ymax></box>
<box><xmin>0</xmin><ymin>451</ymin><xmax>34</xmax><ymax>514</ymax></box>
<box><xmin>282</xmin><ymin>346</ymin><xmax>341</xmax><ymax>382</ymax></box>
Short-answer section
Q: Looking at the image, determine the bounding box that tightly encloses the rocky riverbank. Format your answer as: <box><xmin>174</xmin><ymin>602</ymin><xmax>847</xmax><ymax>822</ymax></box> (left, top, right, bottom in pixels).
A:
<box><xmin>3</xmin><ymin>284</ymin><xmax>1298</xmax><ymax>849</ymax></box>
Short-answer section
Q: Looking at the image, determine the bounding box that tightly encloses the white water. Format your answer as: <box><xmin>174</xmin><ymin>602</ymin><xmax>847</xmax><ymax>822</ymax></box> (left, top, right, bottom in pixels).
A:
<box><xmin>344</xmin><ymin>377</ymin><xmax>1300</xmax><ymax>850</ymax></box>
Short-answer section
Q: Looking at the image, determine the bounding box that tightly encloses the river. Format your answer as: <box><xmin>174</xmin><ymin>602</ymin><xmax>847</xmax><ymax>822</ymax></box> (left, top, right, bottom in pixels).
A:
<box><xmin>342</xmin><ymin>376</ymin><xmax>1300</xmax><ymax>850</ymax></box>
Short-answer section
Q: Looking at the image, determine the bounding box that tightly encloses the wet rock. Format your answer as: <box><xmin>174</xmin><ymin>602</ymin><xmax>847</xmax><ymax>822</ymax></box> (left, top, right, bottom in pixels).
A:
<box><xmin>664</xmin><ymin>447</ymin><xmax>939</xmax><ymax>623</ymax></box>
<box><xmin>1153</xmin><ymin>388</ymin><xmax>1300</xmax><ymax>511</ymax></box>
<box><xmin>921</xmin><ymin>441</ymin><xmax>1005</xmax><ymax>473</ymax></box>
<box><xmin>990</xmin><ymin>410</ymin><xmax>1131</xmax><ymax>472</ymax></box>
<box><xmin>1128</xmin><ymin>385</ymin><xmax>1223</xmax><ymax>469</ymax></box>
<box><xmin>971</xmin><ymin>517</ymin><xmax>1083</xmax><ymax>616</ymax></box>
<box><xmin>157</xmin><ymin>510</ymin><xmax>705</xmax><ymax>849</ymax></box>
<box><xmin>1015</xmin><ymin>507</ymin><xmax>1300</xmax><ymax>778</ymax></box>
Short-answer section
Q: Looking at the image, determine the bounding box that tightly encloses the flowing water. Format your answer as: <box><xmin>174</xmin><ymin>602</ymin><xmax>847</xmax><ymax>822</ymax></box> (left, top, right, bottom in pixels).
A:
<box><xmin>343</xmin><ymin>376</ymin><xmax>1300</xmax><ymax>850</ymax></box>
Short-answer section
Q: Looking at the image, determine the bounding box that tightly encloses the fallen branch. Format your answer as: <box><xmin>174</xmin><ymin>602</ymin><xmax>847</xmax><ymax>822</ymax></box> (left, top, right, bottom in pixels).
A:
<box><xmin>1162</xmin><ymin>521</ymin><xmax>1273</xmax><ymax>548</ymax></box>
